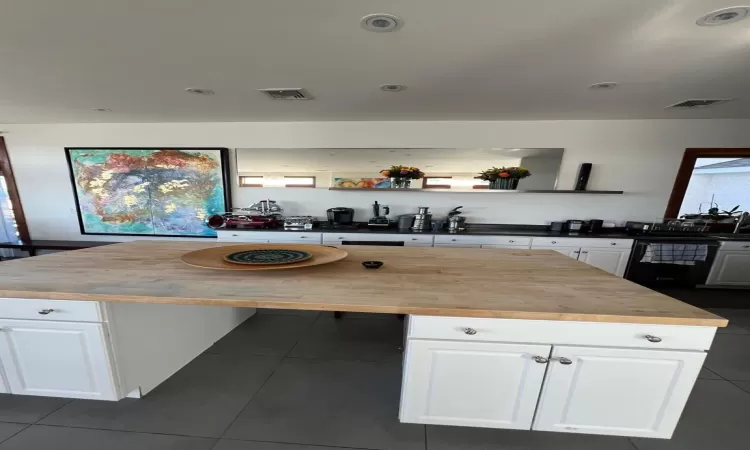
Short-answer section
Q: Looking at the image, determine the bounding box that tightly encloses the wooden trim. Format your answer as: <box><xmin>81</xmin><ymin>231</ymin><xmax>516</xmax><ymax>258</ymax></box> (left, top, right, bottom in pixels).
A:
<box><xmin>0</xmin><ymin>137</ymin><xmax>31</xmax><ymax>242</ymax></box>
<box><xmin>664</xmin><ymin>148</ymin><xmax>750</xmax><ymax>218</ymax></box>
<box><xmin>422</xmin><ymin>176</ymin><xmax>452</xmax><ymax>189</ymax></box>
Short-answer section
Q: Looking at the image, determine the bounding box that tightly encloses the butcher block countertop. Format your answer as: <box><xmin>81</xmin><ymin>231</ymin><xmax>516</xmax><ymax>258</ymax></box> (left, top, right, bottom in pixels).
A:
<box><xmin>0</xmin><ymin>242</ymin><xmax>726</xmax><ymax>327</ymax></box>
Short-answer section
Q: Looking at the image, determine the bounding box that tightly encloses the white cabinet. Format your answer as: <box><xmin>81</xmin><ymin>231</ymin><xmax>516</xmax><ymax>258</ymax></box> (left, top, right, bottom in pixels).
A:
<box><xmin>578</xmin><ymin>247</ymin><xmax>631</xmax><ymax>277</ymax></box>
<box><xmin>434</xmin><ymin>235</ymin><xmax>531</xmax><ymax>249</ymax></box>
<box><xmin>217</xmin><ymin>230</ymin><xmax>322</xmax><ymax>244</ymax></box>
<box><xmin>706</xmin><ymin>244</ymin><xmax>750</xmax><ymax>286</ymax></box>
<box><xmin>400</xmin><ymin>339</ymin><xmax>551</xmax><ymax>429</ymax></box>
<box><xmin>480</xmin><ymin>244</ymin><xmax>532</xmax><ymax>249</ymax></box>
<box><xmin>533</xmin><ymin>346</ymin><xmax>705</xmax><ymax>439</ymax></box>
<box><xmin>529</xmin><ymin>246</ymin><xmax>580</xmax><ymax>258</ymax></box>
<box><xmin>0</xmin><ymin>319</ymin><xmax>118</xmax><ymax>400</ymax></box>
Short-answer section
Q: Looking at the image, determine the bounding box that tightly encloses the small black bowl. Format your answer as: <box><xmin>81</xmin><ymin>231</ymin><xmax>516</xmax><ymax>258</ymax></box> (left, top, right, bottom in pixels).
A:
<box><xmin>362</xmin><ymin>261</ymin><xmax>384</xmax><ymax>269</ymax></box>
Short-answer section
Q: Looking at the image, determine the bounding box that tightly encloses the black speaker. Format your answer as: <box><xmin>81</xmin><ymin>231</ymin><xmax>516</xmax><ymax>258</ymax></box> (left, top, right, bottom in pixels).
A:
<box><xmin>575</xmin><ymin>163</ymin><xmax>592</xmax><ymax>191</ymax></box>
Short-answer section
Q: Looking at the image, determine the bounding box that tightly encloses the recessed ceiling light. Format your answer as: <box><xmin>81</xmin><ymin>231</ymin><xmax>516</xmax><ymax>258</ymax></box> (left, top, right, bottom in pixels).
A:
<box><xmin>185</xmin><ymin>87</ymin><xmax>215</xmax><ymax>95</ymax></box>
<box><xmin>92</xmin><ymin>108</ymin><xmax>112</xmax><ymax>112</ymax></box>
<box><xmin>697</xmin><ymin>7</ymin><xmax>749</xmax><ymax>26</ymax></box>
<box><xmin>361</xmin><ymin>14</ymin><xmax>403</xmax><ymax>32</ymax></box>
<box><xmin>380</xmin><ymin>84</ymin><xmax>406</xmax><ymax>92</ymax></box>
<box><xmin>588</xmin><ymin>82</ymin><xmax>618</xmax><ymax>90</ymax></box>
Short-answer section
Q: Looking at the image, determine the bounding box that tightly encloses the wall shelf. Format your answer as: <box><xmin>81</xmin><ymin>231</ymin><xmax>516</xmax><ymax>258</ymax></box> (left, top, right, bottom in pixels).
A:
<box><xmin>327</xmin><ymin>188</ymin><xmax>624</xmax><ymax>194</ymax></box>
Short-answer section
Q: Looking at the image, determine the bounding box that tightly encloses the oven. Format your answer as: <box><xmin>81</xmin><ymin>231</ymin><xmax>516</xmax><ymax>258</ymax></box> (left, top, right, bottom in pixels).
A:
<box><xmin>625</xmin><ymin>239</ymin><xmax>719</xmax><ymax>288</ymax></box>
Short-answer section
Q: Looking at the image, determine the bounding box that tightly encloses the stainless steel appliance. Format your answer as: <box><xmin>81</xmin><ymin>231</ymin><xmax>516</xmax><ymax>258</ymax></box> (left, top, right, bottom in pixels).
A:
<box><xmin>397</xmin><ymin>214</ymin><xmax>415</xmax><ymax>231</ymax></box>
<box><xmin>284</xmin><ymin>216</ymin><xmax>316</xmax><ymax>230</ymax></box>
<box><xmin>587</xmin><ymin>219</ymin><xmax>604</xmax><ymax>234</ymax></box>
<box><xmin>565</xmin><ymin>220</ymin><xmax>584</xmax><ymax>232</ymax></box>
<box><xmin>411</xmin><ymin>206</ymin><xmax>432</xmax><ymax>232</ymax></box>
<box><xmin>368</xmin><ymin>201</ymin><xmax>392</xmax><ymax>228</ymax></box>
<box><xmin>326</xmin><ymin>207</ymin><xmax>354</xmax><ymax>226</ymax></box>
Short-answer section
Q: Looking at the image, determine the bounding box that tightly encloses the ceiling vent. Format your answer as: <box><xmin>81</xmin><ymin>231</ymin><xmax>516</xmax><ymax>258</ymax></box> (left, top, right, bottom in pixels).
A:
<box><xmin>258</xmin><ymin>89</ymin><xmax>312</xmax><ymax>100</ymax></box>
<box><xmin>666</xmin><ymin>99</ymin><xmax>732</xmax><ymax>109</ymax></box>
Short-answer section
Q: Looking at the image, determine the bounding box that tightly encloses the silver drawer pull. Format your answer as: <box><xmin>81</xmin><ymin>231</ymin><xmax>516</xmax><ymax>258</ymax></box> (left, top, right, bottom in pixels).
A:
<box><xmin>300</xmin><ymin>236</ymin><xmax>307</xmax><ymax>238</ymax></box>
<box><xmin>463</xmin><ymin>328</ymin><xmax>477</xmax><ymax>335</ymax></box>
<box><xmin>645</xmin><ymin>335</ymin><xmax>662</xmax><ymax>343</ymax></box>
<box><xmin>744</xmin><ymin>245</ymin><xmax>750</xmax><ymax>249</ymax></box>
<box><xmin>451</xmin><ymin>239</ymin><xmax>457</xmax><ymax>242</ymax></box>
<box><xmin>610</xmin><ymin>242</ymin><xmax>617</xmax><ymax>245</ymax></box>
<box><xmin>533</xmin><ymin>356</ymin><xmax>548</xmax><ymax>364</ymax></box>
<box><xmin>551</xmin><ymin>240</ymin><xmax>557</xmax><ymax>244</ymax></box>
<box><xmin>509</xmin><ymin>240</ymin><xmax>515</xmax><ymax>243</ymax></box>
<box><xmin>38</xmin><ymin>309</ymin><xmax>55</xmax><ymax>315</ymax></box>
<box><xmin>558</xmin><ymin>357</ymin><xmax>573</xmax><ymax>365</ymax></box>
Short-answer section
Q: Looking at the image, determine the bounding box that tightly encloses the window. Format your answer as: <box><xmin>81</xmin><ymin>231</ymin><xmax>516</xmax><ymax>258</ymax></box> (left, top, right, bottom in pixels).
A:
<box><xmin>666</xmin><ymin>149</ymin><xmax>750</xmax><ymax>219</ymax></box>
<box><xmin>239</xmin><ymin>176</ymin><xmax>316</xmax><ymax>188</ymax></box>
<box><xmin>0</xmin><ymin>137</ymin><xmax>29</xmax><ymax>242</ymax></box>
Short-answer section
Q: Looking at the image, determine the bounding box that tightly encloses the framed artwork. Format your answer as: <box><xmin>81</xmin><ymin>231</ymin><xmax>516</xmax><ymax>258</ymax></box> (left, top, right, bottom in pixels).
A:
<box><xmin>66</xmin><ymin>148</ymin><xmax>231</xmax><ymax>237</ymax></box>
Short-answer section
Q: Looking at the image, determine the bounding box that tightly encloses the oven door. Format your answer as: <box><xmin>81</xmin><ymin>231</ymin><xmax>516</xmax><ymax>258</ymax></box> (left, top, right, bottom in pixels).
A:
<box><xmin>625</xmin><ymin>240</ymin><xmax>718</xmax><ymax>288</ymax></box>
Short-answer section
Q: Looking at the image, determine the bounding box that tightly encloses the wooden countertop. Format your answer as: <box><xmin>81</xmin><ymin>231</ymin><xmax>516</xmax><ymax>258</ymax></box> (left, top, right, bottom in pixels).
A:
<box><xmin>0</xmin><ymin>242</ymin><xmax>727</xmax><ymax>327</ymax></box>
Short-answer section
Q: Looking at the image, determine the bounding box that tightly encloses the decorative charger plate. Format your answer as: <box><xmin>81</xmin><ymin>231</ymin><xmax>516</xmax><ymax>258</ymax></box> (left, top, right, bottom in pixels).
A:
<box><xmin>181</xmin><ymin>244</ymin><xmax>348</xmax><ymax>271</ymax></box>
<box><xmin>223</xmin><ymin>249</ymin><xmax>312</xmax><ymax>265</ymax></box>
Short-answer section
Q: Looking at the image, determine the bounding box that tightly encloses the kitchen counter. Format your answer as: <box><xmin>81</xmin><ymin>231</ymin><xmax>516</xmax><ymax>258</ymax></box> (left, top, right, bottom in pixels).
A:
<box><xmin>223</xmin><ymin>225</ymin><xmax>750</xmax><ymax>241</ymax></box>
<box><xmin>0</xmin><ymin>241</ymin><xmax>726</xmax><ymax>326</ymax></box>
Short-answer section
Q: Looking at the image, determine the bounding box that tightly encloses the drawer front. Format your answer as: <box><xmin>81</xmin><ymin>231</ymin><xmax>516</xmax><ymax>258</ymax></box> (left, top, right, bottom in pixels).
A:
<box><xmin>0</xmin><ymin>298</ymin><xmax>102</xmax><ymax>322</ymax></box>
<box><xmin>531</xmin><ymin>237</ymin><xmax>632</xmax><ymax>249</ymax></box>
<box><xmin>267</xmin><ymin>233</ymin><xmax>322</xmax><ymax>243</ymax></box>
<box><xmin>408</xmin><ymin>316</ymin><xmax>716</xmax><ymax>351</ymax></box>
<box><xmin>216</xmin><ymin>230</ymin><xmax>269</xmax><ymax>242</ymax></box>
<box><xmin>720</xmin><ymin>241</ymin><xmax>750</xmax><ymax>251</ymax></box>
<box><xmin>322</xmin><ymin>233</ymin><xmax>433</xmax><ymax>245</ymax></box>
<box><xmin>434</xmin><ymin>235</ymin><xmax>532</xmax><ymax>246</ymax></box>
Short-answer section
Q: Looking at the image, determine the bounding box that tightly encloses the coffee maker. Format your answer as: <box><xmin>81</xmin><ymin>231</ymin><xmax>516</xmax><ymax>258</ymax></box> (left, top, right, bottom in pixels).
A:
<box><xmin>326</xmin><ymin>207</ymin><xmax>354</xmax><ymax>227</ymax></box>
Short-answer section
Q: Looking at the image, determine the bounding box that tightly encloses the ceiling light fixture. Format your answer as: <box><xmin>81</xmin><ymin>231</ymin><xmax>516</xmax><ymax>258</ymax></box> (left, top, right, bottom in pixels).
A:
<box><xmin>185</xmin><ymin>87</ymin><xmax>215</xmax><ymax>95</ymax></box>
<box><xmin>91</xmin><ymin>108</ymin><xmax>112</xmax><ymax>112</ymax></box>
<box><xmin>588</xmin><ymin>82</ymin><xmax>618</xmax><ymax>90</ymax></box>
<box><xmin>697</xmin><ymin>7</ymin><xmax>749</xmax><ymax>26</ymax></box>
<box><xmin>361</xmin><ymin>14</ymin><xmax>403</xmax><ymax>32</ymax></box>
<box><xmin>380</xmin><ymin>84</ymin><xmax>406</xmax><ymax>92</ymax></box>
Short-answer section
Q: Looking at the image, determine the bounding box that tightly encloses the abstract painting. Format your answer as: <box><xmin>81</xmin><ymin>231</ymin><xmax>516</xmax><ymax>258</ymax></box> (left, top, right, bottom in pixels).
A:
<box><xmin>333</xmin><ymin>177</ymin><xmax>391</xmax><ymax>189</ymax></box>
<box><xmin>66</xmin><ymin>148</ymin><xmax>230</xmax><ymax>237</ymax></box>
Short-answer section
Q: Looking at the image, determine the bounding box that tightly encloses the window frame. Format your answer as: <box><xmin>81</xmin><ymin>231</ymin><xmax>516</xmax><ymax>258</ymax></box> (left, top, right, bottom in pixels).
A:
<box><xmin>665</xmin><ymin>148</ymin><xmax>750</xmax><ymax>219</ymax></box>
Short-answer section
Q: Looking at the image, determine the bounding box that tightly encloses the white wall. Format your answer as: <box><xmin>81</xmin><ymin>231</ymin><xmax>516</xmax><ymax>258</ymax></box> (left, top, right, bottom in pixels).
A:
<box><xmin>2</xmin><ymin>119</ymin><xmax>749</xmax><ymax>241</ymax></box>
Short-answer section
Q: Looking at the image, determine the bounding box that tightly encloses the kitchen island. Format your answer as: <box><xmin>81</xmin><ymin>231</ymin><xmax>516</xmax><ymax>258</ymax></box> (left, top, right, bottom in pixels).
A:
<box><xmin>0</xmin><ymin>242</ymin><xmax>727</xmax><ymax>440</ymax></box>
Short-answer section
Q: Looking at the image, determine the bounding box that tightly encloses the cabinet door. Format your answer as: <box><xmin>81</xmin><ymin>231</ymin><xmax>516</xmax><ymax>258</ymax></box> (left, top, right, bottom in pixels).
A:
<box><xmin>530</xmin><ymin>246</ymin><xmax>580</xmax><ymax>258</ymax></box>
<box><xmin>578</xmin><ymin>247</ymin><xmax>631</xmax><ymax>277</ymax></box>
<box><xmin>0</xmin><ymin>320</ymin><xmax>118</xmax><ymax>400</ymax></box>
<box><xmin>400</xmin><ymin>339</ymin><xmax>551</xmax><ymax>429</ymax></box>
<box><xmin>706</xmin><ymin>251</ymin><xmax>750</xmax><ymax>286</ymax></box>
<box><xmin>533</xmin><ymin>346</ymin><xmax>705</xmax><ymax>439</ymax></box>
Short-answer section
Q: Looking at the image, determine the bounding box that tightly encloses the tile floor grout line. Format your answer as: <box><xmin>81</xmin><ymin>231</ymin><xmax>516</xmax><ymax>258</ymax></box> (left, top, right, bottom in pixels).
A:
<box><xmin>0</xmin><ymin>423</ymin><xmax>30</xmax><ymax>445</ymax></box>
<box><xmin>626</xmin><ymin>437</ymin><xmax>642</xmax><ymax>450</ymax></box>
<box><xmin>215</xmin><ymin>314</ymin><xmax>321</xmax><ymax>440</ymax></box>
<box><xmin>32</xmin><ymin>399</ymin><xmax>73</xmax><ymax>425</ymax></box>
<box><xmin>727</xmin><ymin>379</ymin><xmax>750</xmax><ymax>394</ymax></box>
<box><xmin>25</xmin><ymin>422</ymin><xmax>224</xmax><ymax>440</ymax></box>
<box><xmin>218</xmin><ymin>436</ymin><xmax>403</xmax><ymax>450</ymax></box>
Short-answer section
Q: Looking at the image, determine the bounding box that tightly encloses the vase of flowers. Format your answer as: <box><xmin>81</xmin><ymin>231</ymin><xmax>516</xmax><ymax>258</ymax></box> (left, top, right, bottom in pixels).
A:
<box><xmin>479</xmin><ymin>167</ymin><xmax>531</xmax><ymax>190</ymax></box>
<box><xmin>379</xmin><ymin>166</ymin><xmax>425</xmax><ymax>189</ymax></box>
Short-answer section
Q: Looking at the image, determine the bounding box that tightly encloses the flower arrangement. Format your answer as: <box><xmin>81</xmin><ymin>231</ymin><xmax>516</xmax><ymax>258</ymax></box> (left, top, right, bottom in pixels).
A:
<box><xmin>478</xmin><ymin>166</ymin><xmax>532</xmax><ymax>181</ymax></box>
<box><xmin>379</xmin><ymin>165</ymin><xmax>425</xmax><ymax>180</ymax></box>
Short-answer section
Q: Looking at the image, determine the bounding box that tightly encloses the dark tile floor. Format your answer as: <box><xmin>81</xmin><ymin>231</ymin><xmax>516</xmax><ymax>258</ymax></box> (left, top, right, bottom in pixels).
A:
<box><xmin>0</xmin><ymin>294</ymin><xmax>748</xmax><ymax>450</ymax></box>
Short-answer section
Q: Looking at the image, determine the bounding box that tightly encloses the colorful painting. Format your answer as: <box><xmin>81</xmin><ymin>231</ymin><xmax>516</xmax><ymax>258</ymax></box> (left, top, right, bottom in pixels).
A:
<box><xmin>333</xmin><ymin>177</ymin><xmax>391</xmax><ymax>189</ymax></box>
<box><xmin>66</xmin><ymin>148</ymin><xmax>230</xmax><ymax>237</ymax></box>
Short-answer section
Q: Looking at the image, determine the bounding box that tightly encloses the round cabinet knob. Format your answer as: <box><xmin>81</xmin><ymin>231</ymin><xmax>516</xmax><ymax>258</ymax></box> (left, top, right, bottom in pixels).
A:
<box><xmin>744</xmin><ymin>245</ymin><xmax>750</xmax><ymax>249</ymax></box>
<box><xmin>412</xmin><ymin>238</ymin><xmax>418</xmax><ymax>241</ymax></box>
<box><xmin>451</xmin><ymin>239</ymin><xmax>457</xmax><ymax>242</ymax></box>
<box><xmin>509</xmin><ymin>240</ymin><xmax>515</xmax><ymax>243</ymax></box>
<box><xmin>559</xmin><ymin>357</ymin><xmax>573</xmax><ymax>365</ymax></box>
<box><xmin>463</xmin><ymin>328</ymin><xmax>477</xmax><ymax>335</ymax></box>
<box><xmin>38</xmin><ymin>309</ymin><xmax>54</xmax><ymax>315</ymax></box>
<box><xmin>300</xmin><ymin>236</ymin><xmax>307</xmax><ymax>239</ymax></box>
<box><xmin>610</xmin><ymin>242</ymin><xmax>617</xmax><ymax>246</ymax></box>
<box><xmin>534</xmin><ymin>356</ymin><xmax>549</xmax><ymax>364</ymax></box>
<box><xmin>551</xmin><ymin>240</ymin><xmax>557</xmax><ymax>244</ymax></box>
<box><xmin>645</xmin><ymin>335</ymin><xmax>662</xmax><ymax>343</ymax></box>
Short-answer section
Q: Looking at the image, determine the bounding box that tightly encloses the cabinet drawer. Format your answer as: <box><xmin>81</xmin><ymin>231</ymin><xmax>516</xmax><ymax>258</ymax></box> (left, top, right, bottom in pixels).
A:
<box><xmin>322</xmin><ymin>233</ymin><xmax>433</xmax><ymax>245</ymax></box>
<box><xmin>267</xmin><ymin>232</ymin><xmax>322</xmax><ymax>243</ymax></box>
<box><xmin>216</xmin><ymin>230</ymin><xmax>269</xmax><ymax>242</ymax></box>
<box><xmin>531</xmin><ymin>237</ymin><xmax>632</xmax><ymax>249</ymax></box>
<box><xmin>434</xmin><ymin>235</ymin><xmax>531</xmax><ymax>246</ymax></box>
<box><xmin>408</xmin><ymin>316</ymin><xmax>716</xmax><ymax>351</ymax></box>
<box><xmin>0</xmin><ymin>298</ymin><xmax>102</xmax><ymax>322</ymax></box>
<box><xmin>720</xmin><ymin>241</ymin><xmax>750</xmax><ymax>251</ymax></box>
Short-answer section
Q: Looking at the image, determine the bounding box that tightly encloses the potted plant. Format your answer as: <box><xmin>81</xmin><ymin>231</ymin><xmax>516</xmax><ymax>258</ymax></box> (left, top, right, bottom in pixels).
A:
<box><xmin>478</xmin><ymin>166</ymin><xmax>531</xmax><ymax>190</ymax></box>
<box><xmin>379</xmin><ymin>165</ymin><xmax>425</xmax><ymax>189</ymax></box>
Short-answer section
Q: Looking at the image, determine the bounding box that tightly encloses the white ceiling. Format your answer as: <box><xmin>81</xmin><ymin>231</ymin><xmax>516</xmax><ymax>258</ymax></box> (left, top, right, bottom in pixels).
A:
<box><xmin>0</xmin><ymin>0</ymin><xmax>749</xmax><ymax>123</ymax></box>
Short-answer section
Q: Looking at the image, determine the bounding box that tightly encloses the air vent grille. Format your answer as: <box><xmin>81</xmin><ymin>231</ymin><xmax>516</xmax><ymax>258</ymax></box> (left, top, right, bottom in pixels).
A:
<box><xmin>667</xmin><ymin>99</ymin><xmax>731</xmax><ymax>109</ymax></box>
<box><xmin>258</xmin><ymin>89</ymin><xmax>311</xmax><ymax>100</ymax></box>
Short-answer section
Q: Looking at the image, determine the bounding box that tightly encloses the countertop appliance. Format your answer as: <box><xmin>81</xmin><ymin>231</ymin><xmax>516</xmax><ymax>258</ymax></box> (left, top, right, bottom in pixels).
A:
<box><xmin>397</xmin><ymin>214</ymin><xmax>415</xmax><ymax>231</ymax></box>
<box><xmin>368</xmin><ymin>201</ymin><xmax>392</xmax><ymax>228</ymax></box>
<box><xmin>587</xmin><ymin>219</ymin><xmax>604</xmax><ymax>234</ymax></box>
<box><xmin>411</xmin><ymin>206</ymin><xmax>432</xmax><ymax>232</ymax></box>
<box><xmin>625</xmin><ymin>239</ymin><xmax>719</xmax><ymax>288</ymax></box>
<box><xmin>565</xmin><ymin>220</ymin><xmax>585</xmax><ymax>232</ymax></box>
<box><xmin>326</xmin><ymin>207</ymin><xmax>354</xmax><ymax>226</ymax></box>
<box><xmin>284</xmin><ymin>216</ymin><xmax>316</xmax><ymax>230</ymax></box>
<box><xmin>447</xmin><ymin>215</ymin><xmax>466</xmax><ymax>232</ymax></box>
